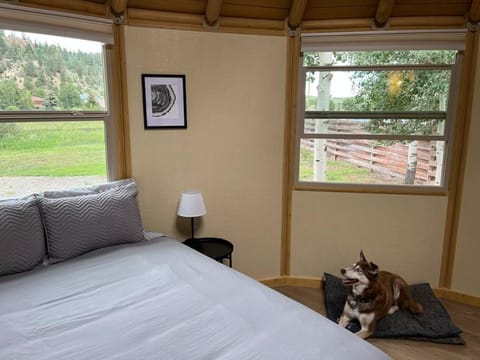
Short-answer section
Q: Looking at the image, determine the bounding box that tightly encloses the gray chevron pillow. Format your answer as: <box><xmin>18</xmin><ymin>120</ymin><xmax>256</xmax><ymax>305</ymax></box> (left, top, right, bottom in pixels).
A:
<box><xmin>41</xmin><ymin>178</ymin><xmax>135</xmax><ymax>198</ymax></box>
<box><xmin>39</xmin><ymin>182</ymin><xmax>144</xmax><ymax>263</ymax></box>
<box><xmin>0</xmin><ymin>196</ymin><xmax>46</xmax><ymax>276</ymax></box>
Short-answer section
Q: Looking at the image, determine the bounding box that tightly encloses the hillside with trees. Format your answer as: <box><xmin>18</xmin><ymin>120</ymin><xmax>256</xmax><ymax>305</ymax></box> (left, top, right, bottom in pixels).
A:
<box><xmin>0</xmin><ymin>30</ymin><xmax>105</xmax><ymax>111</ymax></box>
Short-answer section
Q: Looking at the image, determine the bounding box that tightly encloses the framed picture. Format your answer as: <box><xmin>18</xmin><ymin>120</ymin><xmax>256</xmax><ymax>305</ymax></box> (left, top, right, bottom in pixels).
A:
<box><xmin>141</xmin><ymin>74</ymin><xmax>187</xmax><ymax>129</ymax></box>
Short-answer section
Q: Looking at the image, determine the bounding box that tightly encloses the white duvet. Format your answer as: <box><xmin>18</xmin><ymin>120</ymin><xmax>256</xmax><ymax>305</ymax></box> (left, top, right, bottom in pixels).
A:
<box><xmin>0</xmin><ymin>235</ymin><xmax>390</xmax><ymax>360</ymax></box>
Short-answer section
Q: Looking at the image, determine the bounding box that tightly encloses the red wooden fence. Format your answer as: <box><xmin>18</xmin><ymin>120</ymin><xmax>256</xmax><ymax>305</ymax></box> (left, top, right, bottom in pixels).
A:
<box><xmin>303</xmin><ymin>120</ymin><xmax>439</xmax><ymax>184</ymax></box>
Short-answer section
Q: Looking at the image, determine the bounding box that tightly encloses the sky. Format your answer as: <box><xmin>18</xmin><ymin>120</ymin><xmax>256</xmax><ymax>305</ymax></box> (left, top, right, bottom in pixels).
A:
<box><xmin>306</xmin><ymin>72</ymin><xmax>355</xmax><ymax>98</ymax></box>
<box><xmin>5</xmin><ymin>30</ymin><xmax>102</xmax><ymax>53</ymax></box>
<box><xmin>331</xmin><ymin>72</ymin><xmax>355</xmax><ymax>97</ymax></box>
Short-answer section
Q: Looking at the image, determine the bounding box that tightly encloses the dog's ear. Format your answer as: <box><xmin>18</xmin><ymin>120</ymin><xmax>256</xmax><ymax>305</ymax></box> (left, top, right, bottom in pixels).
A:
<box><xmin>369</xmin><ymin>262</ymin><xmax>379</xmax><ymax>276</ymax></box>
<box><xmin>360</xmin><ymin>250</ymin><xmax>367</xmax><ymax>262</ymax></box>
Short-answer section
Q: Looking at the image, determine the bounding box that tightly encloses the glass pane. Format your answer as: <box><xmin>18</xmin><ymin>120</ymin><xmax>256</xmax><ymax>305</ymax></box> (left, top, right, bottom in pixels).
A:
<box><xmin>304</xmin><ymin>118</ymin><xmax>445</xmax><ymax>136</ymax></box>
<box><xmin>303</xmin><ymin>50</ymin><xmax>456</xmax><ymax>66</ymax></box>
<box><xmin>0</xmin><ymin>29</ymin><xmax>106</xmax><ymax>112</ymax></box>
<box><xmin>0</xmin><ymin>121</ymin><xmax>107</xmax><ymax>198</ymax></box>
<box><xmin>299</xmin><ymin>138</ymin><xmax>445</xmax><ymax>186</ymax></box>
<box><xmin>305</xmin><ymin>69</ymin><xmax>451</xmax><ymax>112</ymax></box>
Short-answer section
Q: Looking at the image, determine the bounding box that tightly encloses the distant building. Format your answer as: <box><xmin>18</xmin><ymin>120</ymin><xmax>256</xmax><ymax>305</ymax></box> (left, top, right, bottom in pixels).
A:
<box><xmin>31</xmin><ymin>96</ymin><xmax>44</xmax><ymax>109</ymax></box>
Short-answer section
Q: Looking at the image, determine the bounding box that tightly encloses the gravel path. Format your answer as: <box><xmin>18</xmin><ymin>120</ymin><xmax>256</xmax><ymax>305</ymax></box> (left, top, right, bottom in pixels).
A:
<box><xmin>0</xmin><ymin>176</ymin><xmax>107</xmax><ymax>198</ymax></box>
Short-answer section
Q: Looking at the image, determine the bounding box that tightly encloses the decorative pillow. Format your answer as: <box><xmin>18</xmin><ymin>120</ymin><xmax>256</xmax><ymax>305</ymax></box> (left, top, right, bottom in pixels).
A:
<box><xmin>41</xmin><ymin>178</ymin><xmax>135</xmax><ymax>198</ymax></box>
<box><xmin>38</xmin><ymin>182</ymin><xmax>144</xmax><ymax>263</ymax></box>
<box><xmin>0</xmin><ymin>195</ymin><xmax>46</xmax><ymax>276</ymax></box>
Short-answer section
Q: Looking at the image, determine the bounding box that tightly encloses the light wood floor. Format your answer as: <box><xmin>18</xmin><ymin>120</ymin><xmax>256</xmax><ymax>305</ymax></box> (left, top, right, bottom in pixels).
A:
<box><xmin>274</xmin><ymin>286</ymin><xmax>480</xmax><ymax>360</ymax></box>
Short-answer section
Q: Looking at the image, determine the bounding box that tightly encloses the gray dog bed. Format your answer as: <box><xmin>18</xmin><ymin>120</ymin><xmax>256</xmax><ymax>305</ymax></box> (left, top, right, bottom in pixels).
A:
<box><xmin>323</xmin><ymin>273</ymin><xmax>464</xmax><ymax>344</ymax></box>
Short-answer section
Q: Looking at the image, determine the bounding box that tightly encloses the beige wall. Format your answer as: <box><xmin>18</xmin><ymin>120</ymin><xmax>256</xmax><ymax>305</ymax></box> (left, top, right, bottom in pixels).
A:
<box><xmin>290</xmin><ymin>191</ymin><xmax>448</xmax><ymax>286</ymax></box>
<box><xmin>124</xmin><ymin>26</ymin><xmax>286</xmax><ymax>278</ymax></box>
<box><xmin>451</xmin><ymin>40</ymin><xmax>480</xmax><ymax>297</ymax></box>
<box><xmin>123</xmin><ymin>26</ymin><xmax>477</xmax><ymax>296</ymax></box>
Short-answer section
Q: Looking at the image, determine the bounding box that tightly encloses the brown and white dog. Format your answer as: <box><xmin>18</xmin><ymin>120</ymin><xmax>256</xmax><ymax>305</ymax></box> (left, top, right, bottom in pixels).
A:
<box><xmin>338</xmin><ymin>251</ymin><xmax>423</xmax><ymax>339</ymax></box>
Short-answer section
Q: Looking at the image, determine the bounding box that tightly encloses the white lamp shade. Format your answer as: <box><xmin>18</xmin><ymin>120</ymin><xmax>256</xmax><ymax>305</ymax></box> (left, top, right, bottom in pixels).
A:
<box><xmin>177</xmin><ymin>191</ymin><xmax>206</xmax><ymax>217</ymax></box>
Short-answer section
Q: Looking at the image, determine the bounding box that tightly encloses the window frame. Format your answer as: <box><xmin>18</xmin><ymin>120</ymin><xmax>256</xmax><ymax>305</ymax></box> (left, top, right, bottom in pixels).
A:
<box><xmin>0</xmin><ymin>30</ymin><xmax>116</xmax><ymax>181</ymax></box>
<box><xmin>295</xmin><ymin>46</ymin><xmax>463</xmax><ymax>194</ymax></box>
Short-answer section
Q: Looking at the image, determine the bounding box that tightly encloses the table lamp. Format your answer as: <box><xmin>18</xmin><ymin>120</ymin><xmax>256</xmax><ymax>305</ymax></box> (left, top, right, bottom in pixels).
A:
<box><xmin>177</xmin><ymin>190</ymin><xmax>206</xmax><ymax>240</ymax></box>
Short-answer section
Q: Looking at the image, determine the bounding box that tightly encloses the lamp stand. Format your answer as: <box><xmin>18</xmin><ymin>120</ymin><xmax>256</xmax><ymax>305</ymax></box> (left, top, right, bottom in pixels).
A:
<box><xmin>188</xmin><ymin>217</ymin><xmax>201</xmax><ymax>250</ymax></box>
<box><xmin>190</xmin><ymin>217</ymin><xmax>195</xmax><ymax>239</ymax></box>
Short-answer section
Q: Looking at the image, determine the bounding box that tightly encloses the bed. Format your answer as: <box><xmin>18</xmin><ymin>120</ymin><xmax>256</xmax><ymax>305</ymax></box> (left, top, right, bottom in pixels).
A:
<box><xmin>0</xmin><ymin>180</ymin><xmax>390</xmax><ymax>359</ymax></box>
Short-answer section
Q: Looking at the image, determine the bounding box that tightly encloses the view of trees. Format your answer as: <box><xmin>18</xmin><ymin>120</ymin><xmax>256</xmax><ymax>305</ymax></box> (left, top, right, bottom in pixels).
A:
<box><xmin>303</xmin><ymin>50</ymin><xmax>455</xmax><ymax>185</ymax></box>
<box><xmin>337</xmin><ymin>51</ymin><xmax>455</xmax><ymax>132</ymax></box>
<box><xmin>0</xmin><ymin>30</ymin><xmax>105</xmax><ymax>111</ymax></box>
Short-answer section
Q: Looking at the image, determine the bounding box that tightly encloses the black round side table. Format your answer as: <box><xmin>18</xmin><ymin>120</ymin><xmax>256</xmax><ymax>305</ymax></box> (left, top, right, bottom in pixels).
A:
<box><xmin>183</xmin><ymin>237</ymin><xmax>233</xmax><ymax>267</ymax></box>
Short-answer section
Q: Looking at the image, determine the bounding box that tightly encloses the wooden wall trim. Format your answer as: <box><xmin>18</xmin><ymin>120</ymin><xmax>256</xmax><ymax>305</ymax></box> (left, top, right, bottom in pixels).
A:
<box><xmin>280</xmin><ymin>35</ymin><xmax>300</xmax><ymax>276</ymax></box>
<box><xmin>259</xmin><ymin>276</ymin><xmax>480</xmax><ymax>307</ymax></box>
<box><xmin>20</xmin><ymin>0</ymin><xmax>106</xmax><ymax>17</ymax></box>
<box><xmin>439</xmin><ymin>31</ymin><xmax>479</xmax><ymax>288</ymax></box>
<box><xmin>128</xmin><ymin>8</ymin><xmax>203</xmax><ymax>26</ymax></box>
<box><xmin>388</xmin><ymin>16</ymin><xmax>466</xmax><ymax>29</ymax></box>
<box><xmin>435</xmin><ymin>288</ymin><xmax>480</xmax><ymax>307</ymax></box>
<box><xmin>294</xmin><ymin>185</ymin><xmax>446</xmax><ymax>196</ymax></box>
<box><xmin>219</xmin><ymin>17</ymin><xmax>284</xmax><ymax>32</ymax></box>
<box><xmin>111</xmin><ymin>24</ymin><xmax>132</xmax><ymax>179</ymax></box>
<box><xmin>302</xmin><ymin>16</ymin><xmax>466</xmax><ymax>33</ymax></box>
<box><xmin>127</xmin><ymin>9</ymin><xmax>285</xmax><ymax>36</ymax></box>
<box><xmin>259</xmin><ymin>276</ymin><xmax>322</xmax><ymax>288</ymax></box>
<box><xmin>126</xmin><ymin>19</ymin><xmax>203</xmax><ymax>32</ymax></box>
<box><xmin>302</xmin><ymin>18</ymin><xmax>372</xmax><ymax>32</ymax></box>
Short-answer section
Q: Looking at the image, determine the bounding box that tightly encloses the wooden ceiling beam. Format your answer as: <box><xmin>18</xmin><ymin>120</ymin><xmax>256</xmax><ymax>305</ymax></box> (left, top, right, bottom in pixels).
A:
<box><xmin>469</xmin><ymin>0</ymin><xmax>480</xmax><ymax>23</ymax></box>
<box><xmin>205</xmin><ymin>0</ymin><xmax>223</xmax><ymax>26</ymax></box>
<box><xmin>375</xmin><ymin>0</ymin><xmax>395</xmax><ymax>28</ymax></box>
<box><xmin>288</xmin><ymin>0</ymin><xmax>308</xmax><ymax>30</ymax></box>
<box><xmin>20</xmin><ymin>0</ymin><xmax>106</xmax><ymax>16</ymax></box>
<box><xmin>110</xmin><ymin>0</ymin><xmax>128</xmax><ymax>16</ymax></box>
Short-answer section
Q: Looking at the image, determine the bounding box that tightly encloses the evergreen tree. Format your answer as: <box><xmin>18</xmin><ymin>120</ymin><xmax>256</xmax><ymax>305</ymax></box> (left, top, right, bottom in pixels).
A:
<box><xmin>42</xmin><ymin>93</ymin><xmax>58</xmax><ymax>110</ymax></box>
<box><xmin>0</xmin><ymin>80</ymin><xmax>22</xmax><ymax>110</ymax></box>
<box><xmin>24</xmin><ymin>61</ymin><xmax>36</xmax><ymax>77</ymax></box>
<box><xmin>86</xmin><ymin>93</ymin><xmax>99</xmax><ymax>109</ymax></box>
<box><xmin>58</xmin><ymin>82</ymin><xmax>82</xmax><ymax>109</ymax></box>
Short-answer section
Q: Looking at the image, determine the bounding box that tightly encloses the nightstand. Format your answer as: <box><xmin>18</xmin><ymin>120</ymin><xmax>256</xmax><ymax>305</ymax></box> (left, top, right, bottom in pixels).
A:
<box><xmin>183</xmin><ymin>237</ymin><xmax>233</xmax><ymax>267</ymax></box>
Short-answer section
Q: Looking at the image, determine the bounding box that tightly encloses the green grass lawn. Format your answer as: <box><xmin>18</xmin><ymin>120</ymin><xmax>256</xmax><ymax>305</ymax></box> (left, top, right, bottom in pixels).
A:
<box><xmin>299</xmin><ymin>147</ymin><xmax>397</xmax><ymax>184</ymax></box>
<box><xmin>0</xmin><ymin>122</ymin><xmax>107</xmax><ymax>177</ymax></box>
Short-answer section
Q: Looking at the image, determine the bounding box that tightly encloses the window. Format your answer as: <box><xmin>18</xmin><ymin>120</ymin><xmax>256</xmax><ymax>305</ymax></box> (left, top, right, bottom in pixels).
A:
<box><xmin>0</xmin><ymin>28</ymin><xmax>113</xmax><ymax>198</ymax></box>
<box><xmin>297</xmin><ymin>32</ymin><xmax>464</xmax><ymax>192</ymax></box>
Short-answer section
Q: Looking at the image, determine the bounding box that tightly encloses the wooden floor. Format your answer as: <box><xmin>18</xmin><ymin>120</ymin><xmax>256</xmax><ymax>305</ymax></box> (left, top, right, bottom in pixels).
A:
<box><xmin>274</xmin><ymin>286</ymin><xmax>480</xmax><ymax>360</ymax></box>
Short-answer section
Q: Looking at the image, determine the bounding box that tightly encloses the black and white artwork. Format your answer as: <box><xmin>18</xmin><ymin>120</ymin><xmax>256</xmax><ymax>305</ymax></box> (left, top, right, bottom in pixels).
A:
<box><xmin>142</xmin><ymin>74</ymin><xmax>187</xmax><ymax>129</ymax></box>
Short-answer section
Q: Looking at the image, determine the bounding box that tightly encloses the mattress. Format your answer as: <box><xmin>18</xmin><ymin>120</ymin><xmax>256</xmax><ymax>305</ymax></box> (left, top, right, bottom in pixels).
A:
<box><xmin>0</xmin><ymin>235</ymin><xmax>390</xmax><ymax>360</ymax></box>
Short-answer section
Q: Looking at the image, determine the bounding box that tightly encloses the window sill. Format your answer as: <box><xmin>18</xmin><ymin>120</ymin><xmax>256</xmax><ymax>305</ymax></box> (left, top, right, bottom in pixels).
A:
<box><xmin>294</xmin><ymin>182</ymin><xmax>448</xmax><ymax>196</ymax></box>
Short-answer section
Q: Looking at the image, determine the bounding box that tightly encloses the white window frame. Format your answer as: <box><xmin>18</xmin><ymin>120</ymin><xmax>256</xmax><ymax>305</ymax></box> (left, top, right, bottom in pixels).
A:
<box><xmin>296</xmin><ymin>30</ymin><xmax>465</xmax><ymax>193</ymax></box>
<box><xmin>0</xmin><ymin>4</ymin><xmax>116</xmax><ymax>179</ymax></box>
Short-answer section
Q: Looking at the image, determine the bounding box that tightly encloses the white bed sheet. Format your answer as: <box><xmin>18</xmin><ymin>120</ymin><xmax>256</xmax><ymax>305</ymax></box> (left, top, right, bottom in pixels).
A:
<box><xmin>0</xmin><ymin>235</ymin><xmax>390</xmax><ymax>360</ymax></box>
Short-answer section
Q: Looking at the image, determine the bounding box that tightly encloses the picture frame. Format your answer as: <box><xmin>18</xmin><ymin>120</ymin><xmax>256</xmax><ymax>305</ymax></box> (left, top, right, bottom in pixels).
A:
<box><xmin>141</xmin><ymin>74</ymin><xmax>187</xmax><ymax>129</ymax></box>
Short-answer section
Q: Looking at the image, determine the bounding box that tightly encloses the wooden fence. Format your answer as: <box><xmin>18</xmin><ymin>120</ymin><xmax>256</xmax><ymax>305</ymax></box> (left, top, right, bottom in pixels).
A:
<box><xmin>303</xmin><ymin>120</ymin><xmax>439</xmax><ymax>184</ymax></box>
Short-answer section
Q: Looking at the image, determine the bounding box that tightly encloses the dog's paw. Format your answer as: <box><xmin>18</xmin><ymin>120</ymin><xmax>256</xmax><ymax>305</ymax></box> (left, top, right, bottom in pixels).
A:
<box><xmin>388</xmin><ymin>305</ymin><xmax>399</xmax><ymax>314</ymax></box>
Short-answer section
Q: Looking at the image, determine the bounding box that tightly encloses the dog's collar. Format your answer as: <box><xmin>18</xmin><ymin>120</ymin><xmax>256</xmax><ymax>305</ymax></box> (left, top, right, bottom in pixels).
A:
<box><xmin>352</xmin><ymin>294</ymin><xmax>370</xmax><ymax>303</ymax></box>
<box><xmin>349</xmin><ymin>294</ymin><xmax>371</xmax><ymax>308</ymax></box>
